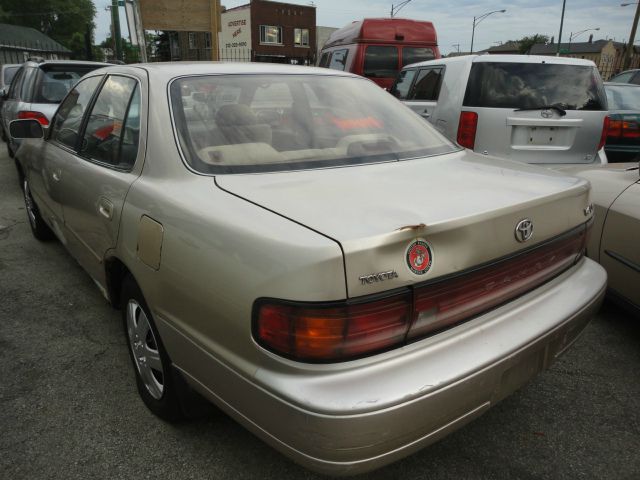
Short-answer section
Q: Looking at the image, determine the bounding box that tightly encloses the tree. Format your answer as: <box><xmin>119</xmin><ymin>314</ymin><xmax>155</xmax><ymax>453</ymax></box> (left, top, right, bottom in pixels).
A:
<box><xmin>518</xmin><ymin>34</ymin><xmax>549</xmax><ymax>54</ymax></box>
<box><xmin>0</xmin><ymin>0</ymin><xmax>96</xmax><ymax>53</ymax></box>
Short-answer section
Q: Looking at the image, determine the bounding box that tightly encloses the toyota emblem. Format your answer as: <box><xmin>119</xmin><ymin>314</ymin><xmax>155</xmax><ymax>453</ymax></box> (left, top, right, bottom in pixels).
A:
<box><xmin>541</xmin><ymin>110</ymin><xmax>553</xmax><ymax>119</ymax></box>
<box><xmin>515</xmin><ymin>219</ymin><xmax>534</xmax><ymax>243</ymax></box>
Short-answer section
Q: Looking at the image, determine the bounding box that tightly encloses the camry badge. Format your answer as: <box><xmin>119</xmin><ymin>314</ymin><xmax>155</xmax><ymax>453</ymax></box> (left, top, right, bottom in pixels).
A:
<box><xmin>515</xmin><ymin>219</ymin><xmax>534</xmax><ymax>243</ymax></box>
<box><xmin>406</xmin><ymin>239</ymin><xmax>433</xmax><ymax>275</ymax></box>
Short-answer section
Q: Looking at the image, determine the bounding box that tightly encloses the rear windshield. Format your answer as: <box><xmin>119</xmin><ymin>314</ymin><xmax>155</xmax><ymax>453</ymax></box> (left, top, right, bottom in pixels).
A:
<box><xmin>3</xmin><ymin>65</ymin><xmax>19</xmax><ymax>85</ymax></box>
<box><xmin>34</xmin><ymin>65</ymin><xmax>102</xmax><ymax>103</ymax></box>
<box><xmin>605</xmin><ymin>84</ymin><xmax>640</xmax><ymax>110</ymax></box>
<box><xmin>464</xmin><ymin>62</ymin><xmax>607</xmax><ymax>111</ymax></box>
<box><xmin>170</xmin><ymin>74</ymin><xmax>457</xmax><ymax>174</ymax></box>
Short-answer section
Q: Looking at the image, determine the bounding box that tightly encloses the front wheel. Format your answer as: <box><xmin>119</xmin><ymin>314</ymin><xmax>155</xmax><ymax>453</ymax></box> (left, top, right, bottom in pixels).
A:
<box><xmin>23</xmin><ymin>179</ymin><xmax>54</xmax><ymax>241</ymax></box>
<box><xmin>121</xmin><ymin>275</ymin><xmax>183</xmax><ymax>421</ymax></box>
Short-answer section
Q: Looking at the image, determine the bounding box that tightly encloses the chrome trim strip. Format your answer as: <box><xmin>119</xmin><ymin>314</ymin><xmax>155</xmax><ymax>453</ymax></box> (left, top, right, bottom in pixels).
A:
<box><xmin>604</xmin><ymin>250</ymin><xmax>640</xmax><ymax>274</ymax></box>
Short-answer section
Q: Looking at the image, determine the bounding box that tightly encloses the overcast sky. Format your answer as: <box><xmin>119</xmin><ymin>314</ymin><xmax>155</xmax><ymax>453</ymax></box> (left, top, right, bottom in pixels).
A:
<box><xmin>94</xmin><ymin>0</ymin><xmax>637</xmax><ymax>55</ymax></box>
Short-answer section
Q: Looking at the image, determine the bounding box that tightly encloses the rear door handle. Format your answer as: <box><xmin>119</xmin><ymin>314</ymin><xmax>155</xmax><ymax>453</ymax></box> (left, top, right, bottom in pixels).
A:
<box><xmin>98</xmin><ymin>198</ymin><xmax>114</xmax><ymax>220</ymax></box>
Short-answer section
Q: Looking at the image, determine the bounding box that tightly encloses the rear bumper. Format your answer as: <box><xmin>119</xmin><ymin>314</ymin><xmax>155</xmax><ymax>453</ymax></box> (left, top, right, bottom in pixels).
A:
<box><xmin>169</xmin><ymin>258</ymin><xmax>606</xmax><ymax>476</ymax></box>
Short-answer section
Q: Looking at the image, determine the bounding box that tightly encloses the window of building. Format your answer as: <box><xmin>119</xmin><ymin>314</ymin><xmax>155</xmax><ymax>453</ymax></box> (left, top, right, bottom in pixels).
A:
<box><xmin>294</xmin><ymin>28</ymin><xmax>309</xmax><ymax>47</ymax></box>
<box><xmin>188</xmin><ymin>32</ymin><xmax>197</xmax><ymax>50</ymax></box>
<box><xmin>204</xmin><ymin>32</ymin><xmax>212</xmax><ymax>49</ymax></box>
<box><xmin>260</xmin><ymin>25</ymin><xmax>283</xmax><ymax>44</ymax></box>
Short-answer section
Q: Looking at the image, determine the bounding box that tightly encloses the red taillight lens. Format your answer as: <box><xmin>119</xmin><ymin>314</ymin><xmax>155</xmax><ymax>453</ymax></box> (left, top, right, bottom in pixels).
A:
<box><xmin>608</xmin><ymin>118</ymin><xmax>623</xmax><ymax>140</ymax></box>
<box><xmin>457</xmin><ymin>111</ymin><xmax>478</xmax><ymax>149</ymax></box>
<box><xmin>17</xmin><ymin>110</ymin><xmax>49</xmax><ymax>126</ymax></box>
<box><xmin>598</xmin><ymin>116</ymin><xmax>610</xmax><ymax>150</ymax></box>
<box><xmin>408</xmin><ymin>228</ymin><xmax>586</xmax><ymax>340</ymax></box>
<box><xmin>255</xmin><ymin>225</ymin><xmax>588</xmax><ymax>363</ymax></box>
<box><xmin>256</xmin><ymin>294</ymin><xmax>412</xmax><ymax>362</ymax></box>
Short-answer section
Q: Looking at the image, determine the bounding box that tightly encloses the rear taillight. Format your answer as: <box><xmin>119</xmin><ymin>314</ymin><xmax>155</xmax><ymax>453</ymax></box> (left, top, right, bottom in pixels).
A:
<box><xmin>598</xmin><ymin>116</ymin><xmax>610</xmax><ymax>150</ymax></box>
<box><xmin>607</xmin><ymin>115</ymin><xmax>640</xmax><ymax>140</ymax></box>
<box><xmin>457</xmin><ymin>111</ymin><xmax>478</xmax><ymax>149</ymax></box>
<box><xmin>17</xmin><ymin>110</ymin><xmax>49</xmax><ymax>126</ymax></box>
<box><xmin>254</xmin><ymin>224</ymin><xmax>589</xmax><ymax>363</ymax></box>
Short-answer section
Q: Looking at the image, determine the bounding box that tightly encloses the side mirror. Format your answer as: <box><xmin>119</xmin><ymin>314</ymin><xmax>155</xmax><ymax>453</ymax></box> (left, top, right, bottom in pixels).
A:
<box><xmin>9</xmin><ymin>119</ymin><xmax>44</xmax><ymax>139</ymax></box>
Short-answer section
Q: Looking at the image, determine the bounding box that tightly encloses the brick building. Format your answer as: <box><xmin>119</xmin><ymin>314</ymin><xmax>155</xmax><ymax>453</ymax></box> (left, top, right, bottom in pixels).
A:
<box><xmin>219</xmin><ymin>0</ymin><xmax>316</xmax><ymax>64</ymax></box>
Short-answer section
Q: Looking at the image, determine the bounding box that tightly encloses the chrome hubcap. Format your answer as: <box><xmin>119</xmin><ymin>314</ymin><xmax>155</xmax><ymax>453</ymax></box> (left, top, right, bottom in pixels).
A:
<box><xmin>126</xmin><ymin>300</ymin><xmax>164</xmax><ymax>400</ymax></box>
<box><xmin>23</xmin><ymin>181</ymin><xmax>37</xmax><ymax>228</ymax></box>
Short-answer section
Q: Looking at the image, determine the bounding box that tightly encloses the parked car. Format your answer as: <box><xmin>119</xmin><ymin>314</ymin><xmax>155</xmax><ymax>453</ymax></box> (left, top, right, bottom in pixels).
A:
<box><xmin>390</xmin><ymin>55</ymin><xmax>609</xmax><ymax>165</ymax></box>
<box><xmin>608</xmin><ymin>68</ymin><xmax>640</xmax><ymax>85</ymax></box>
<box><xmin>556</xmin><ymin>162</ymin><xmax>639</xmax><ymax>313</ymax></box>
<box><xmin>10</xmin><ymin>63</ymin><xmax>606</xmax><ymax>476</ymax></box>
<box><xmin>318</xmin><ymin>18</ymin><xmax>440</xmax><ymax>89</ymax></box>
<box><xmin>1</xmin><ymin>59</ymin><xmax>109</xmax><ymax>157</ymax></box>
<box><xmin>604</xmin><ymin>82</ymin><xmax>640</xmax><ymax>162</ymax></box>
<box><xmin>0</xmin><ymin>63</ymin><xmax>20</xmax><ymax>141</ymax></box>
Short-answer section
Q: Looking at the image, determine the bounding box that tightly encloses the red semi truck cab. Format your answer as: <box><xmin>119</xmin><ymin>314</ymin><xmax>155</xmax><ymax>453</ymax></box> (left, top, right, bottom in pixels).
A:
<box><xmin>318</xmin><ymin>18</ymin><xmax>441</xmax><ymax>89</ymax></box>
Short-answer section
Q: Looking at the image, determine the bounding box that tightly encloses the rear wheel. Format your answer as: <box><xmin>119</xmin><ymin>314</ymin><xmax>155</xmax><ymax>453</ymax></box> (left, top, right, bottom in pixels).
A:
<box><xmin>23</xmin><ymin>179</ymin><xmax>54</xmax><ymax>241</ymax></box>
<box><xmin>121</xmin><ymin>275</ymin><xmax>183</xmax><ymax>421</ymax></box>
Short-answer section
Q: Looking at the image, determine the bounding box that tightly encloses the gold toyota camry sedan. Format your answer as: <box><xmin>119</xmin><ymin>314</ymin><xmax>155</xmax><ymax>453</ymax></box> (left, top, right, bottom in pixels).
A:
<box><xmin>10</xmin><ymin>63</ymin><xmax>606</xmax><ymax>476</ymax></box>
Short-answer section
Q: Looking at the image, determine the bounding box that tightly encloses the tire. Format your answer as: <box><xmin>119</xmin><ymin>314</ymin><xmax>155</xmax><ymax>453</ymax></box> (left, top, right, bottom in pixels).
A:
<box><xmin>23</xmin><ymin>179</ymin><xmax>55</xmax><ymax>241</ymax></box>
<box><xmin>121</xmin><ymin>275</ymin><xmax>183</xmax><ymax>421</ymax></box>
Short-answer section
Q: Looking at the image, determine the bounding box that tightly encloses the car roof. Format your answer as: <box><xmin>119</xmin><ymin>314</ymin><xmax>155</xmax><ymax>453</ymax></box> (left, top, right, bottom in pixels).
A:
<box><xmin>22</xmin><ymin>60</ymin><xmax>111</xmax><ymax>68</ymax></box>
<box><xmin>403</xmin><ymin>53</ymin><xmax>597</xmax><ymax>70</ymax></box>
<box><xmin>89</xmin><ymin>61</ymin><xmax>360</xmax><ymax>81</ymax></box>
<box><xmin>604</xmin><ymin>82</ymin><xmax>640</xmax><ymax>87</ymax></box>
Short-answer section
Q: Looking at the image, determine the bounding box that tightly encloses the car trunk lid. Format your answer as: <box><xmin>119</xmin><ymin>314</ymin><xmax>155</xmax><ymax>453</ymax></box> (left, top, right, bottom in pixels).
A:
<box><xmin>216</xmin><ymin>151</ymin><xmax>591</xmax><ymax>298</ymax></box>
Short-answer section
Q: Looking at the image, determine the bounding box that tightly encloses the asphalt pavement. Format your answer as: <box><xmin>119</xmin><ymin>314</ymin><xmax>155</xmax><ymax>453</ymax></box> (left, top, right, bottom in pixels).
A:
<box><xmin>1</xmin><ymin>146</ymin><xmax>639</xmax><ymax>480</ymax></box>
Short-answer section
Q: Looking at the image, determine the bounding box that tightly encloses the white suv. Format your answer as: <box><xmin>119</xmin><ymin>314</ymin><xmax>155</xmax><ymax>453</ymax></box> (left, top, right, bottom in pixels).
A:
<box><xmin>390</xmin><ymin>55</ymin><xmax>609</xmax><ymax>164</ymax></box>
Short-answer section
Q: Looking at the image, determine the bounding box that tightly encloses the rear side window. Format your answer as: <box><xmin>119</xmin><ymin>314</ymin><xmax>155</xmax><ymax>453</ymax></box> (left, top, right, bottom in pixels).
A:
<box><xmin>7</xmin><ymin>68</ymin><xmax>24</xmax><ymax>100</ymax></box>
<box><xmin>389</xmin><ymin>69</ymin><xmax>417</xmax><ymax>100</ymax></box>
<box><xmin>34</xmin><ymin>65</ymin><xmax>102</xmax><ymax>104</ymax></box>
<box><xmin>464</xmin><ymin>62</ymin><xmax>607</xmax><ymax>111</ymax></box>
<box><xmin>410</xmin><ymin>67</ymin><xmax>443</xmax><ymax>101</ymax></box>
<box><xmin>364</xmin><ymin>46</ymin><xmax>399</xmax><ymax>78</ymax></box>
<box><xmin>328</xmin><ymin>49</ymin><xmax>348</xmax><ymax>71</ymax></box>
<box><xmin>402</xmin><ymin>47</ymin><xmax>436</xmax><ymax>67</ymax></box>
<box><xmin>21</xmin><ymin>68</ymin><xmax>37</xmax><ymax>102</ymax></box>
<box><xmin>81</xmin><ymin>76</ymin><xmax>139</xmax><ymax>168</ymax></box>
<box><xmin>605</xmin><ymin>85</ymin><xmax>640</xmax><ymax>110</ymax></box>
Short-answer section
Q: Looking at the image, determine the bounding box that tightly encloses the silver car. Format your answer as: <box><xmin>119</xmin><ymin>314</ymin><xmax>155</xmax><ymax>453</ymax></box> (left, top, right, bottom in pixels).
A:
<box><xmin>1</xmin><ymin>59</ymin><xmax>108</xmax><ymax>157</ymax></box>
<box><xmin>10</xmin><ymin>63</ymin><xmax>606</xmax><ymax>476</ymax></box>
<box><xmin>390</xmin><ymin>55</ymin><xmax>609</xmax><ymax>164</ymax></box>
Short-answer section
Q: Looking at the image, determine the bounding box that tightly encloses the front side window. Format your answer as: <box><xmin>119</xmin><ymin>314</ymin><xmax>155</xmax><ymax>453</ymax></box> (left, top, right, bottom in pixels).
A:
<box><xmin>294</xmin><ymin>28</ymin><xmax>309</xmax><ymax>47</ymax></box>
<box><xmin>402</xmin><ymin>47</ymin><xmax>436</xmax><ymax>67</ymax></box>
<box><xmin>328</xmin><ymin>49</ymin><xmax>348</xmax><ymax>71</ymax></box>
<box><xmin>363</xmin><ymin>46</ymin><xmax>399</xmax><ymax>78</ymax></box>
<box><xmin>170</xmin><ymin>74</ymin><xmax>457</xmax><ymax>174</ymax></box>
<box><xmin>389</xmin><ymin>69</ymin><xmax>417</xmax><ymax>100</ymax></box>
<box><xmin>50</xmin><ymin>76</ymin><xmax>103</xmax><ymax>150</ymax></box>
<box><xmin>463</xmin><ymin>62</ymin><xmax>607</xmax><ymax>111</ymax></box>
<box><xmin>260</xmin><ymin>25</ymin><xmax>282</xmax><ymax>44</ymax></box>
<box><xmin>81</xmin><ymin>76</ymin><xmax>139</xmax><ymax>168</ymax></box>
<box><xmin>610</xmin><ymin>71</ymin><xmax>634</xmax><ymax>83</ymax></box>
<box><xmin>319</xmin><ymin>52</ymin><xmax>330</xmax><ymax>68</ymax></box>
<box><xmin>410</xmin><ymin>68</ymin><xmax>443</xmax><ymax>101</ymax></box>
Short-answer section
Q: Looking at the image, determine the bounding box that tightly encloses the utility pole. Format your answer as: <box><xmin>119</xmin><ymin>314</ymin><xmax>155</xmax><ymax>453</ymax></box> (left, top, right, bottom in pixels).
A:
<box><xmin>623</xmin><ymin>2</ymin><xmax>640</xmax><ymax>70</ymax></box>
<box><xmin>111</xmin><ymin>0</ymin><xmax>123</xmax><ymax>62</ymax></box>
<box><xmin>556</xmin><ymin>0</ymin><xmax>566</xmax><ymax>56</ymax></box>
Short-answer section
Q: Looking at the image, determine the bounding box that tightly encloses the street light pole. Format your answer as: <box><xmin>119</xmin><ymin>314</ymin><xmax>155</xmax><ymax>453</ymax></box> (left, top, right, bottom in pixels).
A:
<box><xmin>568</xmin><ymin>27</ymin><xmax>600</xmax><ymax>53</ymax></box>
<box><xmin>556</xmin><ymin>0</ymin><xmax>566</xmax><ymax>56</ymax></box>
<box><xmin>622</xmin><ymin>2</ymin><xmax>640</xmax><ymax>70</ymax></box>
<box><xmin>390</xmin><ymin>0</ymin><xmax>414</xmax><ymax>18</ymax></box>
<box><xmin>470</xmin><ymin>9</ymin><xmax>506</xmax><ymax>53</ymax></box>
